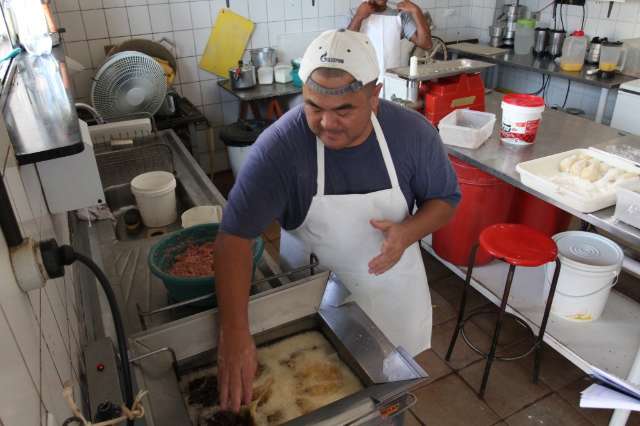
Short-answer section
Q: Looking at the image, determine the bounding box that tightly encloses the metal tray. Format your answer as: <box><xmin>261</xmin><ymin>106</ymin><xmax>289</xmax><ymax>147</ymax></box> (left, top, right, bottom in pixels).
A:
<box><xmin>387</xmin><ymin>59</ymin><xmax>495</xmax><ymax>81</ymax></box>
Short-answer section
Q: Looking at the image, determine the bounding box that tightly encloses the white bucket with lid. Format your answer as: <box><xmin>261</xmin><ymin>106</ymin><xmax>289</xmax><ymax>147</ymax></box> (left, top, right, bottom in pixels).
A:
<box><xmin>544</xmin><ymin>231</ymin><xmax>623</xmax><ymax>322</ymax></box>
<box><xmin>500</xmin><ymin>94</ymin><xmax>545</xmax><ymax>146</ymax></box>
<box><xmin>131</xmin><ymin>171</ymin><xmax>177</xmax><ymax>228</ymax></box>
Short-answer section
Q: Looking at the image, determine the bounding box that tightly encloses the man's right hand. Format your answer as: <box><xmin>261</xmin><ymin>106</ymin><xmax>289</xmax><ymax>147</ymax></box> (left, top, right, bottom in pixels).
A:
<box><xmin>355</xmin><ymin>2</ymin><xmax>376</xmax><ymax>20</ymax></box>
<box><xmin>217</xmin><ymin>326</ymin><xmax>257</xmax><ymax>412</ymax></box>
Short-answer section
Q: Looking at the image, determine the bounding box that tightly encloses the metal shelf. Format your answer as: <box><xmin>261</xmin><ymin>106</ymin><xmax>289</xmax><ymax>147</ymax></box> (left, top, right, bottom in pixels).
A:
<box><xmin>421</xmin><ymin>238</ymin><xmax>640</xmax><ymax>379</ymax></box>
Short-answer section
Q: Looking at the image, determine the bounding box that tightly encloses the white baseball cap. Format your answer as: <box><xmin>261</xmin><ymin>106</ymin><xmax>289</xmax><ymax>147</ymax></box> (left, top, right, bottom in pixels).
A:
<box><xmin>299</xmin><ymin>29</ymin><xmax>380</xmax><ymax>89</ymax></box>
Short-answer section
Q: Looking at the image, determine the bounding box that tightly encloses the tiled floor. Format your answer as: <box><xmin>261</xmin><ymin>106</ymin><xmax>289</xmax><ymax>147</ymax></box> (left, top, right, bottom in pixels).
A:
<box><xmin>211</xmin><ymin>171</ymin><xmax>638</xmax><ymax>426</ymax></box>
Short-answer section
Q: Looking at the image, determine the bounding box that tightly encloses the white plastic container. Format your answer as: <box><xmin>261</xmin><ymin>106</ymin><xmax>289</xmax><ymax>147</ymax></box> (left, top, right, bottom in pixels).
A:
<box><xmin>514</xmin><ymin>19</ymin><xmax>536</xmax><ymax>55</ymax></box>
<box><xmin>544</xmin><ymin>231</ymin><xmax>623</xmax><ymax>322</ymax></box>
<box><xmin>614</xmin><ymin>181</ymin><xmax>640</xmax><ymax>229</ymax></box>
<box><xmin>228</xmin><ymin>145</ymin><xmax>253</xmax><ymax>178</ymax></box>
<box><xmin>560</xmin><ymin>31</ymin><xmax>588</xmax><ymax>72</ymax></box>
<box><xmin>181</xmin><ymin>205</ymin><xmax>223</xmax><ymax>228</ymax></box>
<box><xmin>131</xmin><ymin>171</ymin><xmax>177</xmax><ymax>228</ymax></box>
<box><xmin>274</xmin><ymin>64</ymin><xmax>293</xmax><ymax>83</ymax></box>
<box><xmin>500</xmin><ymin>94</ymin><xmax>545</xmax><ymax>145</ymax></box>
<box><xmin>439</xmin><ymin>109</ymin><xmax>496</xmax><ymax>149</ymax></box>
<box><xmin>257</xmin><ymin>66</ymin><xmax>274</xmax><ymax>85</ymax></box>
<box><xmin>516</xmin><ymin>148</ymin><xmax>640</xmax><ymax>212</ymax></box>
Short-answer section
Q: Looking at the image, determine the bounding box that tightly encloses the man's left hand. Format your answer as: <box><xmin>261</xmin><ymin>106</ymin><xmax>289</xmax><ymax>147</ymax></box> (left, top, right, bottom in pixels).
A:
<box><xmin>396</xmin><ymin>0</ymin><xmax>421</xmax><ymax>15</ymax></box>
<box><xmin>368</xmin><ymin>219</ymin><xmax>410</xmax><ymax>275</ymax></box>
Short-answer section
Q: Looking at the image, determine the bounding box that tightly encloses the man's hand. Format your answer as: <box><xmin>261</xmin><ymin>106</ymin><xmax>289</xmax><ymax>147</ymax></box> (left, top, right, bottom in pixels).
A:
<box><xmin>396</xmin><ymin>0</ymin><xmax>421</xmax><ymax>15</ymax></box>
<box><xmin>217</xmin><ymin>326</ymin><xmax>257</xmax><ymax>412</ymax></box>
<box><xmin>368</xmin><ymin>219</ymin><xmax>411</xmax><ymax>275</ymax></box>
<box><xmin>348</xmin><ymin>2</ymin><xmax>377</xmax><ymax>31</ymax></box>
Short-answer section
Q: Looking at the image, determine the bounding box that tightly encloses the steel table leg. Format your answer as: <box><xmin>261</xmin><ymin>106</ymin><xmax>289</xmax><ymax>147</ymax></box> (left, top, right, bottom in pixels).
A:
<box><xmin>595</xmin><ymin>87</ymin><xmax>609</xmax><ymax>124</ymax></box>
<box><xmin>609</xmin><ymin>345</ymin><xmax>640</xmax><ymax>425</ymax></box>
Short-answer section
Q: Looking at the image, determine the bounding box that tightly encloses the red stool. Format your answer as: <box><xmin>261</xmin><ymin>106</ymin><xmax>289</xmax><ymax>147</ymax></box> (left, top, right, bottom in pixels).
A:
<box><xmin>445</xmin><ymin>224</ymin><xmax>562</xmax><ymax>398</ymax></box>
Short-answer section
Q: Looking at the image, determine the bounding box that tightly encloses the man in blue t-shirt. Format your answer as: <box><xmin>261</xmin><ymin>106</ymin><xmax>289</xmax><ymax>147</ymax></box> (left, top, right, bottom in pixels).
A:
<box><xmin>214</xmin><ymin>29</ymin><xmax>460</xmax><ymax>412</ymax></box>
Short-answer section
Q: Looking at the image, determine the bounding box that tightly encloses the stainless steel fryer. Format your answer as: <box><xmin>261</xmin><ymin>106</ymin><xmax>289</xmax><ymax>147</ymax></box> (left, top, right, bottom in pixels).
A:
<box><xmin>128</xmin><ymin>271</ymin><xmax>429</xmax><ymax>425</ymax></box>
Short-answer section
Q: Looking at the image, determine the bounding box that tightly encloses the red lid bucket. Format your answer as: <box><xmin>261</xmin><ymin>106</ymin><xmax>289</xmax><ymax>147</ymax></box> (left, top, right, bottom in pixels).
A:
<box><xmin>500</xmin><ymin>94</ymin><xmax>545</xmax><ymax>146</ymax></box>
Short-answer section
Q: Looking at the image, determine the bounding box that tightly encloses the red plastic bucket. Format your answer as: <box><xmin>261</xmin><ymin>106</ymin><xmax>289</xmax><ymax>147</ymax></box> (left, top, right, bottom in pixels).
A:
<box><xmin>433</xmin><ymin>156</ymin><xmax>515</xmax><ymax>266</ymax></box>
<box><xmin>510</xmin><ymin>189</ymin><xmax>572</xmax><ymax>236</ymax></box>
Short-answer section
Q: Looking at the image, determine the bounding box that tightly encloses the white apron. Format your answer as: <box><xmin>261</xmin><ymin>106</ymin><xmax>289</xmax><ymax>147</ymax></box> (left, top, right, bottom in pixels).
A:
<box><xmin>279</xmin><ymin>112</ymin><xmax>432</xmax><ymax>356</ymax></box>
<box><xmin>360</xmin><ymin>12</ymin><xmax>404</xmax><ymax>83</ymax></box>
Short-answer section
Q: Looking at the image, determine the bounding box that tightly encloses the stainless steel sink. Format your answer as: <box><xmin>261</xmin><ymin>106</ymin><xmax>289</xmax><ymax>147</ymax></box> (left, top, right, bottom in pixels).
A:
<box><xmin>73</xmin><ymin>130</ymin><xmax>283</xmax><ymax>337</ymax></box>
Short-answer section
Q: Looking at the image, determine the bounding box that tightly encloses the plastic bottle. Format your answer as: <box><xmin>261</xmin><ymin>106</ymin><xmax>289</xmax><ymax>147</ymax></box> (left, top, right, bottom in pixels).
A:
<box><xmin>7</xmin><ymin>0</ymin><xmax>52</xmax><ymax>56</ymax></box>
<box><xmin>514</xmin><ymin>19</ymin><xmax>536</xmax><ymax>55</ymax></box>
<box><xmin>560</xmin><ymin>31</ymin><xmax>588</xmax><ymax>72</ymax></box>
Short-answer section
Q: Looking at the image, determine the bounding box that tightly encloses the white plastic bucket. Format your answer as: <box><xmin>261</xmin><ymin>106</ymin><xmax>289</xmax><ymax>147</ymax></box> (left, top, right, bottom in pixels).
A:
<box><xmin>228</xmin><ymin>145</ymin><xmax>253</xmax><ymax>178</ymax></box>
<box><xmin>500</xmin><ymin>94</ymin><xmax>545</xmax><ymax>146</ymax></box>
<box><xmin>181</xmin><ymin>205</ymin><xmax>223</xmax><ymax>228</ymax></box>
<box><xmin>544</xmin><ymin>231</ymin><xmax>623</xmax><ymax>322</ymax></box>
<box><xmin>131</xmin><ymin>171</ymin><xmax>177</xmax><ymax>228</ymax></box>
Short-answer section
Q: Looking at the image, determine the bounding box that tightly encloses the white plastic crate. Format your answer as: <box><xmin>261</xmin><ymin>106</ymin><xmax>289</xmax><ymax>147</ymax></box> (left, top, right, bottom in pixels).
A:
<box><xmin>438</xmin><ymin>109</ymin><xmax>496</xmax><ymax>149</ymax></box>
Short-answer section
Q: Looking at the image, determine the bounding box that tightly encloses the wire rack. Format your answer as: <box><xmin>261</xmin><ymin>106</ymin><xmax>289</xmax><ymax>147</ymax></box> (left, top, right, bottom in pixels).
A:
<box><xmin>96</xmin><ymin>143</ymin><xmax>175</xmax><ymax>188</ymax></box>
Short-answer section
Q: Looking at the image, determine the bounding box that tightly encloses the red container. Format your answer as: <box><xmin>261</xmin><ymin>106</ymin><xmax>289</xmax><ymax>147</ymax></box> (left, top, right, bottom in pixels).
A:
<box><xmin>433</xmin><ymin>156</ymin><xmax>515</xmax><ymax>266</ymax></box>
<box><xmin>510</xmin><ymin>189</ymin><xmax>572</xmax><ymax>236</ymax></box>
<box><xmin>422</xmin><ymin>73</ymin><xmax>486</xmax><ymax>126</ymax></box>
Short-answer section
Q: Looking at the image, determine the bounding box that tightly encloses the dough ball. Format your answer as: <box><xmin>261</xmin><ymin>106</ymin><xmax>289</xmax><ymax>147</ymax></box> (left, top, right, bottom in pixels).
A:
<box><xmin>559</xmin><ymin>154</ymin><xmax>577</xmax><ymax>172</ymax></box>
<box><xmin>580</xmin><ymin>161</ymin><xmax>602</xmax><ymax>182</ymax></box>
<box><xmin>599</xmin><ymin>162</ymin><xmax>610</xmax><ymax>173</ymax></box>
<box><xmin>570</xmin><ymin>159</ymin><xmax>589</xmax><ymax>176</ymax></box>
<box><xmin>578</xmin><ymin>153</ymin><xmax>591</xmax><ymax>160</ymax></box>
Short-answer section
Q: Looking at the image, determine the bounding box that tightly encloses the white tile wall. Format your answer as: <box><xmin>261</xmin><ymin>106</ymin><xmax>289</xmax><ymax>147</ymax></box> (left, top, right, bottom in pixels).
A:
<box><xmin>58</xmin><ymin>0</ymin><xmax>474</xmax><ymax>173</ymax></box>
<box><xmin>0</xmin><ymin>141</ymin><xmax>79</xmax><ymax>424</ymax></box>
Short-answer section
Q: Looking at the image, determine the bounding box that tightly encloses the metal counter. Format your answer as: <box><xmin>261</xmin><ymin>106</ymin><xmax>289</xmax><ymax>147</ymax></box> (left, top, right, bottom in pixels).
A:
<box><xmin>448</xmin><ymin>91</ymin><xmax>640</xmax><ymax>247</ymax></box>
<box><xmin>448</xmin><ymin>44</ymin><xmax>637</xmax><ymax>123</ymax></box>
<box><xmin>218</xmin><ymin>79</ymin><xmax>302</xmax><ymax>101</ymax></box>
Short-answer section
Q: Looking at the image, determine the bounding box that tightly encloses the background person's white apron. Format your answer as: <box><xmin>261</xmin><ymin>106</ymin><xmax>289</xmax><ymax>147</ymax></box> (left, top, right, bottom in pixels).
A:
<box><xmin>279</xmin><ymin>112</ymin><xmax>432</xmax><ymax>356</ymax></box>
<box><xmin>360</xmin><ymin>11</ymin><xmax>404</xmax><ymax>85</ymax></box>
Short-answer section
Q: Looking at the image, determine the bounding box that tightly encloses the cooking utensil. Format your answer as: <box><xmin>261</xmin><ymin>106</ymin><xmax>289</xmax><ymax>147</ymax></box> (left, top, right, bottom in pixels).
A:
<box><xmin>199</xmin><ymin>9</ymin><xmax>254</xmax><ymax>78</ymax></box>
<box><xmin>249</xmin><ymin>47</ymin><xmax>277</xmax><ymax>68</ymax></box>
<box><xmin>229</xmin><ymin>62</ymin><xmax>256</xmax><ymax>89</ymax></box>
<box><xmin>533</xmin><ymin>27</ymin><xmax>548</xmax><ymax>56</ymax></box>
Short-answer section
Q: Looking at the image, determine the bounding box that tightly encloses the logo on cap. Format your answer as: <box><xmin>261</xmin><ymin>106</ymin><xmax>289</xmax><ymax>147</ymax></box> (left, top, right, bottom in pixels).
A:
<box><xmin>320</xmin><ymin>52</ymin><xmax>344</xmax><ymax>64</ymax></box>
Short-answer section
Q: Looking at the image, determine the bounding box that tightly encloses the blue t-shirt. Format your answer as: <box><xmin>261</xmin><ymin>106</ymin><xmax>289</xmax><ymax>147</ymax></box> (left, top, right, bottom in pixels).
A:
<box><xmin>221</xmin><ymin>100</ymin><xmax>460</xmax><ymax>239</ymax></box>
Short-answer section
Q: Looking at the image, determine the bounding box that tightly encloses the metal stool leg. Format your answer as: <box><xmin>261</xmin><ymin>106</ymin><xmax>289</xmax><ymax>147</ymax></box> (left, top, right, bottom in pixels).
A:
<box><xmin>479</xmin><ymin>264</ymin><xmax>517</xmax><ymax>398</ymax></box>
<box><xmin>533</xmin><ymin>258</ymin><xmax>561</xmax><ymax>383</ymax></box>
<box><xmin>446</xmin><ymin>245</ymin><xmax>479</xmax><ymax>361</ymax></box>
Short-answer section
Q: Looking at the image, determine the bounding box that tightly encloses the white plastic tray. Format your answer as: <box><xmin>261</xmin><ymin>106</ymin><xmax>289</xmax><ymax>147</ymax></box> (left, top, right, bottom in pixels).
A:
<box><xmin>516</xmin><ymin>148</ymin><xmax>640</xmax><ymax>213</ymax></box>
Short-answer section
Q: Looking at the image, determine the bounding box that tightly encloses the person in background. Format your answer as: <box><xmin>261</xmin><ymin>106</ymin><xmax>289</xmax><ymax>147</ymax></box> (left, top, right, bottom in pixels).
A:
<box><xmin>348</xmin><ymin>0</ymin><xmax>432</xmax><ymax>80</ymax></box>
<box><xmin>213</xmin><ymin>29</ymin><xmax>459</xmax><ymax>413</ymax></box>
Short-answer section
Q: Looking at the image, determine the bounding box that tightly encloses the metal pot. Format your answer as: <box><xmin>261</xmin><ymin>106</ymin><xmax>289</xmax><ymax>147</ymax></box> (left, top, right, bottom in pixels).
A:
<box><xmin>228</xmin><ymin>63</ymin><xmax>256</xmax><ymax>89</ymax></box>
<box><xmin>249</xmin><ymin>47</ymin><xmax>277</xmax><ymax>68</ymax></box>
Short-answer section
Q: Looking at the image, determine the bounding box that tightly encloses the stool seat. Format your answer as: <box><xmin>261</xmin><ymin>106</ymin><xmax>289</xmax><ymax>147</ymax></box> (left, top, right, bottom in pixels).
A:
<box><xmin>479</xmin><ymin>224</ymin><xmax>558</xmax><ymax>267</ymax></box>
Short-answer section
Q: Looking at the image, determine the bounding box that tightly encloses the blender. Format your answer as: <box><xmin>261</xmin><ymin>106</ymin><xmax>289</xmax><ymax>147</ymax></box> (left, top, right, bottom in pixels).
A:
<box><xmin>599</xmin><ymin>41</ymin><xmax>627</xmax><ymax>79</ymax></box>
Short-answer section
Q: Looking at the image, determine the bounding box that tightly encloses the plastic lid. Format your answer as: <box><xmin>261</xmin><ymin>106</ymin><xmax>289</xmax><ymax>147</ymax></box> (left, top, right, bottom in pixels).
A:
<box><xmin>502</xmin><ymin>93</ymin><xmax>545</xmax><ymax>107</ymax></box>
<box><xmin>517</xmin><ymin>19</ymin><xmax>536</xmax><ymax>28</ymax></box>
<box><xmin>571</xmin><ymin>30</ymin><xmax>585</xmax><ymax>37</ymax></box>
<box><xmin>553</xmin><ymin>231</ymin><xmax>623</xmax><ymax>269</ymax></box>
